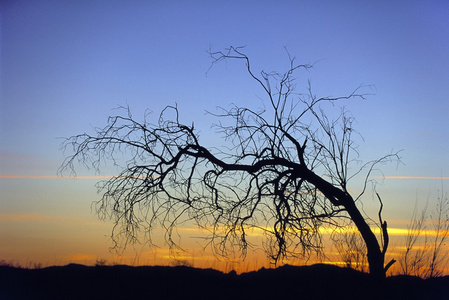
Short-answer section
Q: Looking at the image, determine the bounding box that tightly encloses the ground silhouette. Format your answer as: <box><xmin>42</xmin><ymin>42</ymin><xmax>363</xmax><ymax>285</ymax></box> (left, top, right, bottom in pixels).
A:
<box><xmin>1</xmin><ymin>263</ymin><xmax>448</xmax><ymax>299</ymax></box>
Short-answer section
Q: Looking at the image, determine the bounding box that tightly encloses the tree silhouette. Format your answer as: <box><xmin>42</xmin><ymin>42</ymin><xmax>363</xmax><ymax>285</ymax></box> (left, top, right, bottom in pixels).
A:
<box><xmin>399</xmin><ymin>186</ymin><xmax>449</xmax><ymax>278</ymax></box>
<box><xmin>60</xmin><ymin>46</ymin><xmax>398</xmax><ymax>280</ymax></box>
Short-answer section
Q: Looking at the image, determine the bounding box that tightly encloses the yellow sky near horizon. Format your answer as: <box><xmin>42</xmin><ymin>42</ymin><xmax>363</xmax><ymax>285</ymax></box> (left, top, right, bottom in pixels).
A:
<box><xmin>1</xmin><ymin>174</ymin><xmax>448</xmax><ymax>276</ymax></box>
<box><xmin>1</xmin><ymin>208</ymin><xmax>447</xmax><ymax>275</ymax></box>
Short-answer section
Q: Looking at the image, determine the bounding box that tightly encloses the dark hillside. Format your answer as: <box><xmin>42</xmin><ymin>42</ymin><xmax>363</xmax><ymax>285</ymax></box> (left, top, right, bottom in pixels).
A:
<box><xmin>1</xmin><ymin>264</ymin><xmax>448</xmax><ymax>300</ymax></box>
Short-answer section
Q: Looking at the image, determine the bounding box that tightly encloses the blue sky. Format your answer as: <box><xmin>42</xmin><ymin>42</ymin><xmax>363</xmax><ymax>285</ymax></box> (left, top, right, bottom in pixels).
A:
<box><xmin>1</xmin><ymin>0</ymin><xmax>448</xmax><ymax>267</ymax></box>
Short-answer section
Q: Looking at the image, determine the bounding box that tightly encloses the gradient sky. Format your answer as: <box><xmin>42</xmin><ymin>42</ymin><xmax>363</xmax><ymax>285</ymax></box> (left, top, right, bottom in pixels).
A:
<box><xmin>1</xmin><ymin>0</ymin><xmax>448</xmax><ymax>271</ymax></box>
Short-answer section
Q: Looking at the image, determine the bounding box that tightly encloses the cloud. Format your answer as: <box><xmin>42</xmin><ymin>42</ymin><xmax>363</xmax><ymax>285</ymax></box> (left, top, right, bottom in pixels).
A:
<box><xmin>0</xmin><ymin>174</ymin><xmax>113</xmax><ymax>179</ymax></box>
<box><xmin>0</xmin><ymin>174</ymin><xmax>149</xmax><ymax>179</ymax></box>
<box><xmin>376</xmin><ymin>176</ymin><xmax>449</xmax><ymax>180</ymax></box>
<box><xmin>0</xmin><ymin>213</ymin><xmax>104</xmax><ymax>226</ymax></box>
<box><xmin>175</xmin><ymin>225</ymin><xmax>433</xmax><ymax>239</ymax></box>
<box><xmin>0</xmin><ymin>213</ymin><xmax>59</xmax><ymax>222</ymax></box>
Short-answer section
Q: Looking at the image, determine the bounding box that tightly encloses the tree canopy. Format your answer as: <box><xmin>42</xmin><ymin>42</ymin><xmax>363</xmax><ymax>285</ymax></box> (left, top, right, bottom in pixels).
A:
<box><xmin>61</xmin><ymin>46</ymin><xmax>398</xmax><ymax>280</ymax></box>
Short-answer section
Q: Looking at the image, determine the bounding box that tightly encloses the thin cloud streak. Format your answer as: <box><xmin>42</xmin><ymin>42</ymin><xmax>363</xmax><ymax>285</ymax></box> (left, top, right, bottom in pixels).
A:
<box><xmin>0</xmin><ymin>175</ymin><xmax>114</xmax><ymax>179</ymax></box>
<box><xmin>177</xmin><ymin>225</ymin><xmax>440</xmax><ymax>238</ymax></box>
<box><xmin>376</xmin><ymin>176</ymin><xmax>449</xmax><ymax>180</ymax></box>
<box><xmin>3</xmin><ymin>175</ymin><xmax>447</xmax><ymax>180</ymax></box>
<box><xmin>0</xmin><ymin>213</ymin><xmax>106</xmax><ymax>226</ymax></box>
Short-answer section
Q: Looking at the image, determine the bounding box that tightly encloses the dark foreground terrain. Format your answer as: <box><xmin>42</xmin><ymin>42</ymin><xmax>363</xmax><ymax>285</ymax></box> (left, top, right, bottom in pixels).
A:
<box><xmin>1</xmin><ymin>263</ymin><xmax>448</xmax><ymax>300</ymax></box>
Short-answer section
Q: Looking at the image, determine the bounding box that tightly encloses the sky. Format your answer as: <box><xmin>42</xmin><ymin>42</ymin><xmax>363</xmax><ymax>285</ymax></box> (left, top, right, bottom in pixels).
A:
<box><xmin>1</xmin><ymin>0</ymin><xmax>448</xmax><ymax>272</ymax></box>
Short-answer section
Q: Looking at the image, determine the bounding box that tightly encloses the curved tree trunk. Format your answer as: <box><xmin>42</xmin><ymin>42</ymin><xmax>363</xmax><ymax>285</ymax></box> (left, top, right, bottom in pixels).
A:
<box><xmin>299</xmin><ymin>167</ymin><xmax>388</xmax><ymax>280</ymax></box>
<box><xmin>343</xmin><ymin>196</ymin><xmax>386</xmax><ymax>281</ymax></box>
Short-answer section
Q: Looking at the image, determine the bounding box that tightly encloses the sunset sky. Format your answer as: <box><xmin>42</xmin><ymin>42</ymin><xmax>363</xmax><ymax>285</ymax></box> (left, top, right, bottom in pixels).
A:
<box><xmin>1</xmin><ymin>1</ymin><xmax>448</xmax><ymax>272</ymax></box>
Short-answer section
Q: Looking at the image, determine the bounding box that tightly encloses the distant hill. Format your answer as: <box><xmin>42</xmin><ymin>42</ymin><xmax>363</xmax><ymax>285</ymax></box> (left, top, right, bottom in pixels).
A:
<box><xmin>1</xmin><ymin>263</ymin><xmax>448</xmax><ymax>299</ymax></box>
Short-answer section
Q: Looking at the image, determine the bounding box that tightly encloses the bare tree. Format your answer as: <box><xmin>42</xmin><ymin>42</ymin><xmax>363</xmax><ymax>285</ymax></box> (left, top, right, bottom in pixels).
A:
<box><xmin>60</xmin><ymin>46</ymin><xmax>398</xmax><ymax>280</ymax></box>
<box><xmin>331</xmin><ymin>224</ymin><xmax>368</xmax><ymax>272</ymax></box>
<box><xmin>399</xmin><ymin>186</ymin><xmax>448</xmax><ymax>278</ymax></box>
<box><xmin>399</xmin><ymin>202</ymin><xmax>429</xmax><ymax>276</ymax></box>
<box><xmin>427</xmin><ymin>187</ymin><xmax>449</xmax><ymax>278</ymax></box>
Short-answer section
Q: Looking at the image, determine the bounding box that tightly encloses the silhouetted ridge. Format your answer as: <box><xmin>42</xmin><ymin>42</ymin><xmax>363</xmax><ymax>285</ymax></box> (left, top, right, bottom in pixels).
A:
<box><xmin>1</xmin><ymin>264</ymin><xmax>448</xmax><ymax>300</ymax></box>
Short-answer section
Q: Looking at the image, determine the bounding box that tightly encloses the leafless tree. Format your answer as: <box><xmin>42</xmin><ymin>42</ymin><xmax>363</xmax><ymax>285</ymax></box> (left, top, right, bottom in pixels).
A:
<box><xmin>399</xmin><ymin>186</ymin><xmax>448</xmax><ymax>278</ymax></box>
<box><xmin>331</xmin><ymin>224</ymin><xmax>367</xmax><ymax>272</ymax></box>
<box><xmin>399</xmin><ymin>202</ymin><xmax>429</xmax><ymax>276</ymax></box>
<box><xmin>400</xmin><ymin>186</ymin><xmax>449</xmax><ymax>278</ymax></box>
<box><xmin>60</xmin><ymin>46</ymin><xmax>398</xmax><ymax>280</ymax></box>
<box><xmin>426</xmin><ymin>187</ymin><xmax>449</xmax><ymax>278</ymax></box>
